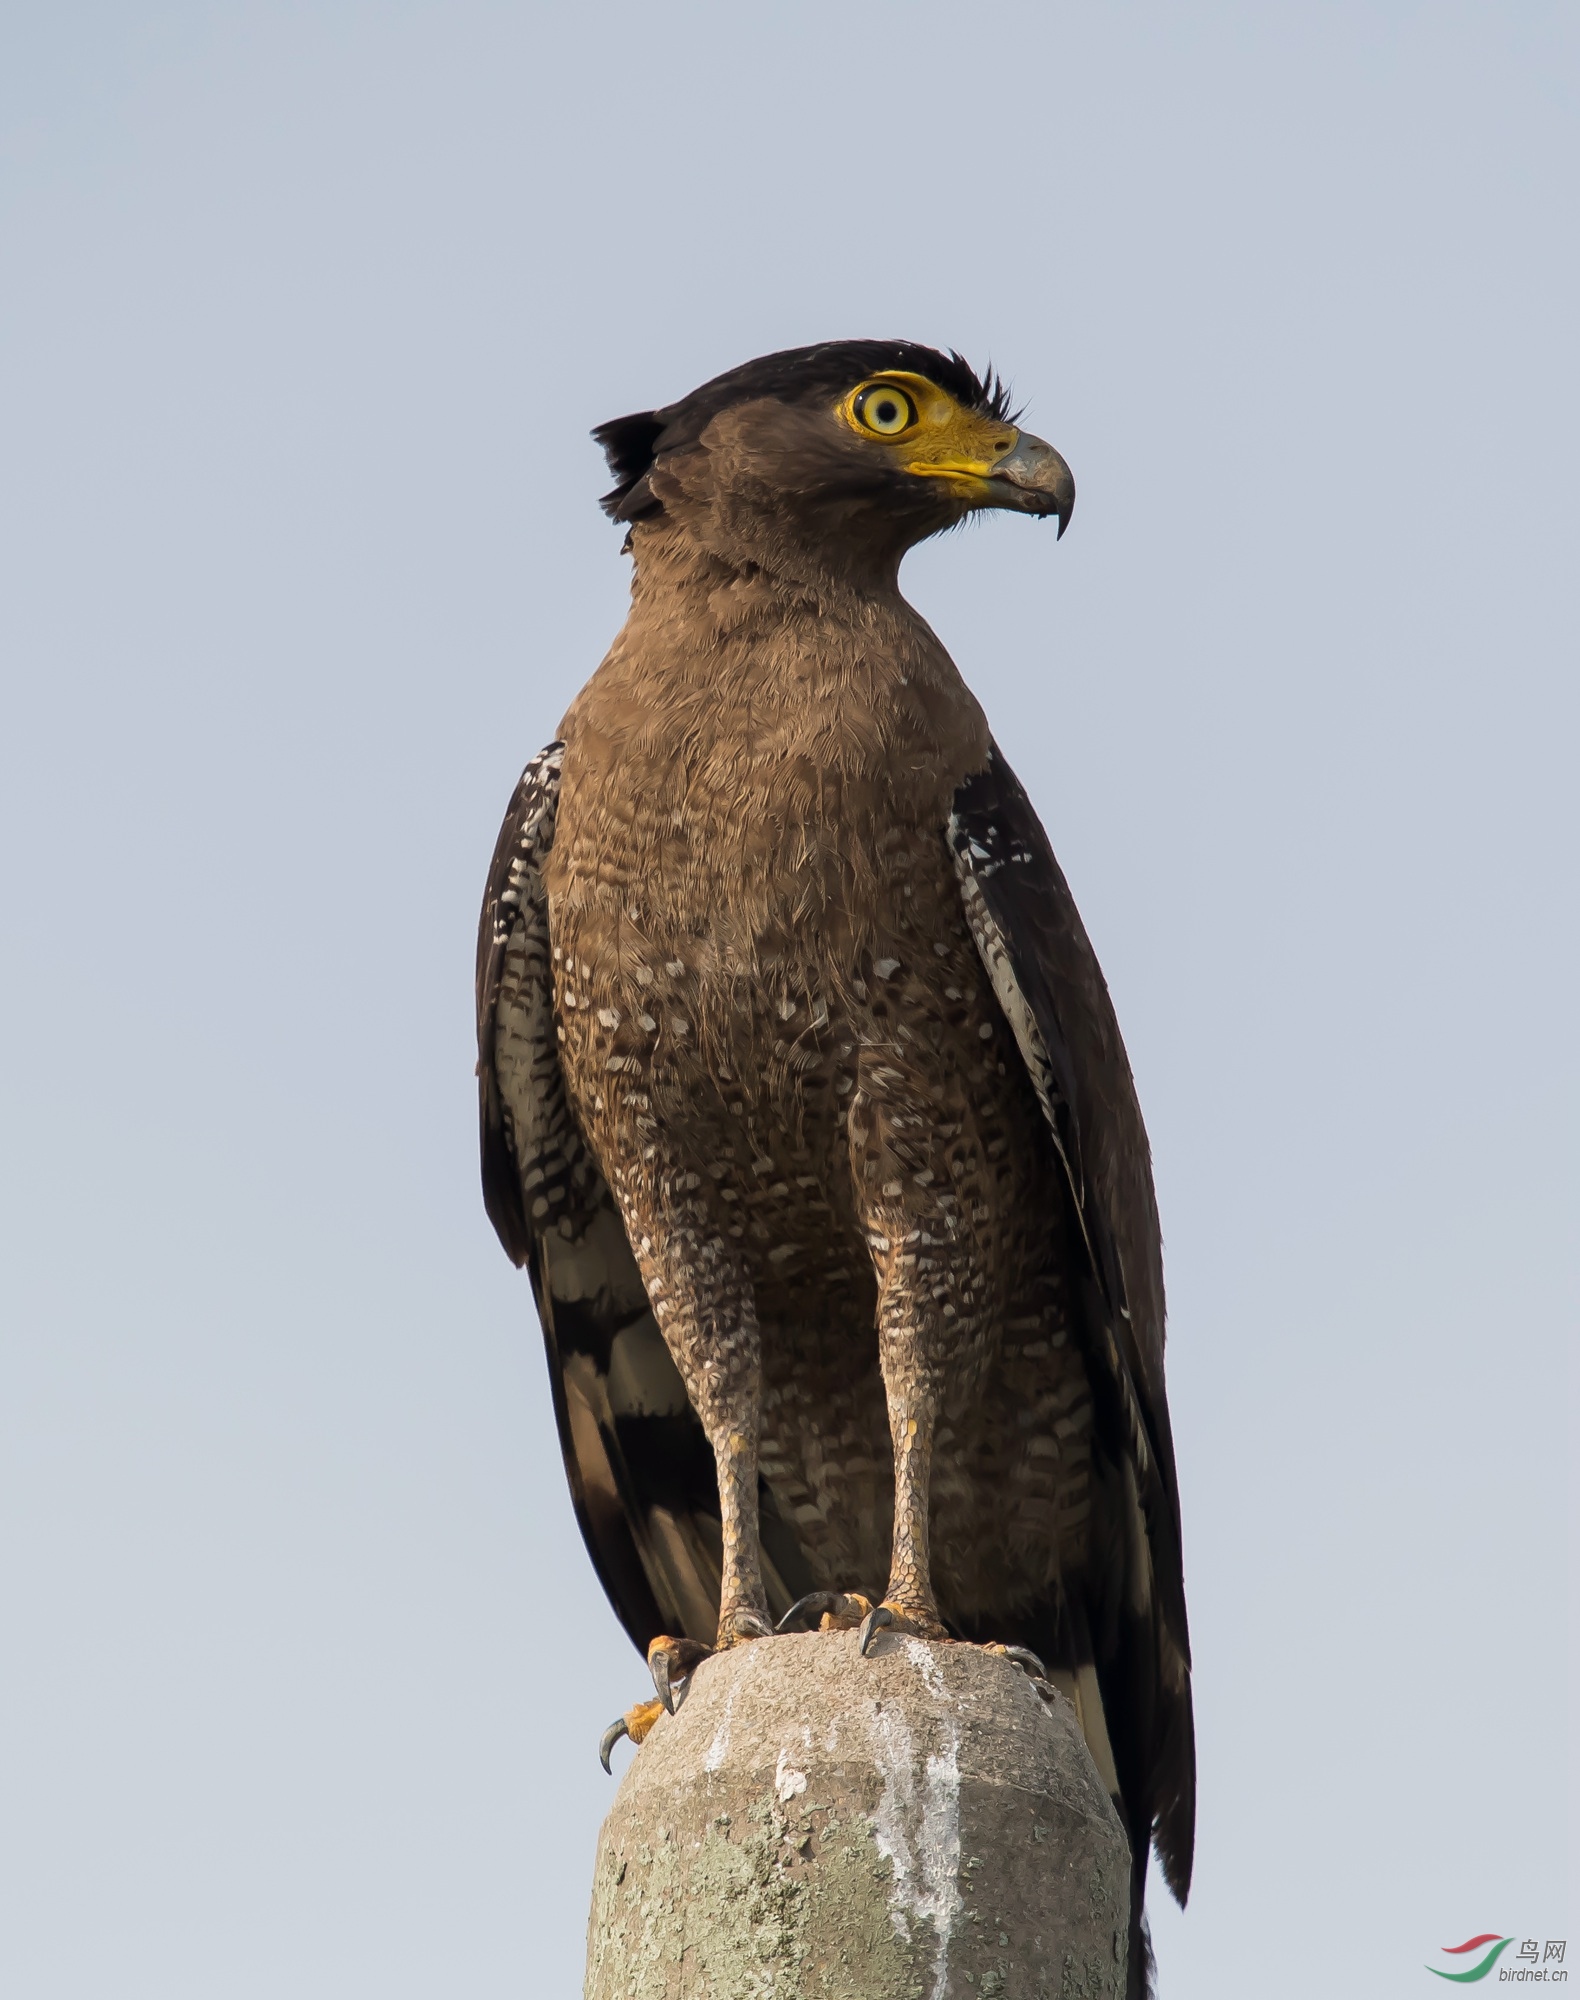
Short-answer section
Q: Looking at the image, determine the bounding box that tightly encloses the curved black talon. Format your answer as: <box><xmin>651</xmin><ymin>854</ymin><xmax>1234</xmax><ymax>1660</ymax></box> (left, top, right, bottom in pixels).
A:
<box><xmin>1001</xmin><ymin>1645</ymin><xmax>1050</xmax><ymax>1681</ymax></box>
<box><xmin>598</xmin><ymin>1716</ymin><xmax>628</xmax><ymax>1774</ymax></box>
<box><xmin>778</xmin><ymin>1590</ymin><xmax>874</xmax><ymax>1633</ymax></box>
<box><xmin>600</xmin><ymin>1696</ymin><xmax>665</xmax><ymax>1770</ymax></box>
<box><xmin>648</xmin><ymin>1635</ymin><xmax>712</xmax><ymax>1714</ymax></box>
<box><xmin>651</xmin><ymin>1649</ymin><xmax>682</xmax><ymax>1714</ymax></box>
<box><xmin>778</xmin><ymin>1591</ymin><xmax>844</xmax><ymax>1633</ymax></box>
<box><xmin>857</xmin><ymin>1603</ymin><xmax>895</xmax><ymax>1656</ymax></box>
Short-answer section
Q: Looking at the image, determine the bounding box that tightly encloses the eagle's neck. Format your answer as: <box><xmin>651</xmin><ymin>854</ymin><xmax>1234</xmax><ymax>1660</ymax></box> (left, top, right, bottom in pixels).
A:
<box><xmin>574</xmin><ymin>521</ymin><xmax>989</xmax><ymax>802</ymax></box>
<box><xmin>625</xmin><ymin>514</ymin><xmax>898</xmax><ymax>623</ymax></box>
<box><xmin>548</xmin><ymin>521</ymin><xmax>991</xmax><ymax>949</ymax></box>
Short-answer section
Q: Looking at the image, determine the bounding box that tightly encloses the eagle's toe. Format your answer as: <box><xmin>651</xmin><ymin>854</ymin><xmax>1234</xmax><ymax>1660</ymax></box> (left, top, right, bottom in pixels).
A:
<box><xmin>646</xmin><ymin>1633</ymin><xmax>713</xmax><ymax>1714</ymax></box>
<box><xmin>857</xmin><ymin>1598</ymin><xmax>949</xmax><ymax>1654</ymax></box>
<box><xmin>776</xmin><ymin>1590</ymin><xmax>875</xmax><ymax>1634</ymax></box>
<box><xmin>716</xmin><ymin>1607</ymin><xmax>774</xmax><ymax>1647</ymax></box>
<box><xmin>598</xmin><ymin>1697</ymin><xmax>666</xmax><ymax>1773</ymax></box>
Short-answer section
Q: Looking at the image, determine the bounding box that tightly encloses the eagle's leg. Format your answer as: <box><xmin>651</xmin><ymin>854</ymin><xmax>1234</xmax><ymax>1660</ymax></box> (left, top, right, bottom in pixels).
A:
<box><xmin>589</xmin><ymin>1162</ymin><xmax>773</xmax><ymax>1745</ymax></box>
<box><xmin>635</xmin><ymin>1215</ymin><xmax>774</xmax><ymax>1671</ymax></box>
<box><xmin>861</xmin><ymin>1310</ymin><xmax>949</xmax><ymax>1646</ymax></box>
<box><xmin>847</xmin><ymin>1068</ymin><xmax>991</xmax><ymax>1647</ymax></box>
<box><xmin>704</xmin><ymin>1402</ymin><xmax>774</xmax><ymax>1650</ymax></box>
<box><xmin>639</xmin><ymin>1382</ymin><xmax>772</xmax><ymax>1710</ymax></box>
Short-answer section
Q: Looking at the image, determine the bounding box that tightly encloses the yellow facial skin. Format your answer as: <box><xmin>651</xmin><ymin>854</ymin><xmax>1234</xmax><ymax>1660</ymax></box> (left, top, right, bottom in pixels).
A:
<box><xmin>837</xmin><ymin>371</ymin><xmax>1021</xmax><ymax>495</ymax></box>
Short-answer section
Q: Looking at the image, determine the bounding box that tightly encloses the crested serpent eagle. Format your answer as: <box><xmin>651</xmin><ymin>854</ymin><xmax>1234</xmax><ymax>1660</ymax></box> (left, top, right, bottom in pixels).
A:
<box><xmin>476</xmin><ymin>341</ymin><xmax>1193</xmax><ymax>1989</ymax></box>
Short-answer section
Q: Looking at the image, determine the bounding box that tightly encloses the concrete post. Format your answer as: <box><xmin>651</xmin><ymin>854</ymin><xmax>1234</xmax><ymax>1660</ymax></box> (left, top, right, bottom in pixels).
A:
<box><xmin>585</xmin><ymin>1628</ymin><xmax>1130</xmax><ymax>2000</ymax></box>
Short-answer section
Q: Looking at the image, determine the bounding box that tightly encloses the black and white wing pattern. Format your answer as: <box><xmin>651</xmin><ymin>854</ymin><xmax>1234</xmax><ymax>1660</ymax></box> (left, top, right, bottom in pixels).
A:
<box><xmin>478</xmin><ymin>744</ymin><xmax>730</xmax><ymax>1653</ymax></box>
<box><xmin>949</xmin><ymin>739</ymin><xmax>1196</xmax><ymax>1908</ymax></box>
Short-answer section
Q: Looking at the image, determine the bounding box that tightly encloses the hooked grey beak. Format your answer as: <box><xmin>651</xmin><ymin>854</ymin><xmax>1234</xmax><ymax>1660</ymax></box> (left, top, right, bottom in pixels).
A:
<box><xmin>984</xmin><ymin>432</ymin><xmax>1076</xmax><ymax>536</ymax></box>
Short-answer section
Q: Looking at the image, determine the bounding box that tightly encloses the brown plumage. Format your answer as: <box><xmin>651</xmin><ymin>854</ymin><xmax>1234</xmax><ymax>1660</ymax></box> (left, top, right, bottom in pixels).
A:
<box><xmin>477</xmin><ymin>341</ymin><xmax>1192</xmax><ymax>1992</ymax></box>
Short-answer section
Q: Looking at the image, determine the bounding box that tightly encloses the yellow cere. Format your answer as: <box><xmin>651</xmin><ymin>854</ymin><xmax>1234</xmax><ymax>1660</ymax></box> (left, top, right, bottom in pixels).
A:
<box><xmin>838</xmin><ymin>370</ymin><xmax>1020</xmax><ymax>490</ymax></box>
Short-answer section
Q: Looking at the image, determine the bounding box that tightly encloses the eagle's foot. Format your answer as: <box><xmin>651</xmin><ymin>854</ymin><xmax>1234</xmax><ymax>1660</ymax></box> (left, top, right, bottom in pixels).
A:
<box><xmin>646</xmin><ymin>1633</ymin><xmax>713</xmax><ymax>1714</ymax></box>
<box><xmin>598</xmin><ymin>1697</ymin><xmax>665</xmax><ymax>1773</ymax></box>
<box><xmin>643</xmin><ymin>1612</ymin><xmax>769</xmax><ymax>1722</ymax></box>
<box><xmin>776</xmin><ymin>1590</ymin><xmax>876</xmax><ymax>1634</ymax></box>
<box><xmin>857</xmin><ymin>1598</ymin><xmax>948</xmax><ymax>1656</ymax></box>
<box><xmin>716</xmin><ymin>1606</ymin><xmax>774</xmax><ymax>1647</ymax></box>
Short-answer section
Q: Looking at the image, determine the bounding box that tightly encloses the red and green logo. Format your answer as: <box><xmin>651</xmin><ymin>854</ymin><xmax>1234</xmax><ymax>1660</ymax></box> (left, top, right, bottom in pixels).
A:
<box><xmin>1428</xmin><ymin>1936</ymin><xmax>1514</xmax><ymax>1982</ymax></box>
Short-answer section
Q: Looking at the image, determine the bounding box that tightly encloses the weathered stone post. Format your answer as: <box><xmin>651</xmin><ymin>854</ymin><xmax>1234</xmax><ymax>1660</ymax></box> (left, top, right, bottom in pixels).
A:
<box><xmin>585</xmin><ymin>1628</ymin><xmax>1130</xmax><ymax>1999</ymax></box>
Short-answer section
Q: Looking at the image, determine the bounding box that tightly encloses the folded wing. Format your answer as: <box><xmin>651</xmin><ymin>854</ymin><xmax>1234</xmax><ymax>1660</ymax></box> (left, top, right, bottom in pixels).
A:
<box><xmin>949</xmin><ymin>741</ymin><xmax>1195</xmax><ymax>1905</ymax></box>
<box><xmin>477</xmin><ymin>744</ymin><xmax>730</xmax><ymax>1652</ymax></box>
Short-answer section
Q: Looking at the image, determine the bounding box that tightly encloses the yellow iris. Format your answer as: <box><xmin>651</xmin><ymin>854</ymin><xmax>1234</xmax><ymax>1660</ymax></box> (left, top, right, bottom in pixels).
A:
<box><xmin>851</xmin><ymin>382</ymin><xmax>918</xmax><ymax>436</ymax></box>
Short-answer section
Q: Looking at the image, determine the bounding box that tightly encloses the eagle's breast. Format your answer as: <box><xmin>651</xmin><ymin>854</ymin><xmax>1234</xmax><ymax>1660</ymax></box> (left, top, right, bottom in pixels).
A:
<box><xmin>539</xmin><ymin>603</ymin><xmax>1095</xmax><ymax>1621</ymax></box>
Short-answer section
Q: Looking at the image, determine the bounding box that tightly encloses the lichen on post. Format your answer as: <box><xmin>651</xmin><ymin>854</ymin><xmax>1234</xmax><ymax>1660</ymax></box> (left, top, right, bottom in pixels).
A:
<box><xmin>585</xmin><ymin>1630</ymin><xmax>1130</xmax><ymax>2000</ymax></box>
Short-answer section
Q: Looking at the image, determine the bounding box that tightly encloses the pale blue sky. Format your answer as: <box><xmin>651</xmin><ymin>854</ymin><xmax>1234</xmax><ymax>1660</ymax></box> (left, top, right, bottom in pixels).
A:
<box><xmin>1</xmin><ymin>5</ymin><xmax>1574</xmax><ymax>1995</ymax></box>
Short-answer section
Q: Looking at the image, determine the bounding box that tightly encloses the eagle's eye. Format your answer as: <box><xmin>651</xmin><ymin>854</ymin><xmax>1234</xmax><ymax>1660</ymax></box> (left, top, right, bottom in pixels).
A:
<box><xmin>852</xmin><ymin>383</ymin><xmax>919</xmax><ymax>437</ymax></box>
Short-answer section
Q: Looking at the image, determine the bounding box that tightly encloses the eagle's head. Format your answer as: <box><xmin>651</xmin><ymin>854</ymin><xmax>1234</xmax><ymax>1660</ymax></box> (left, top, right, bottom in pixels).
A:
<box><xmin>592</xmin><ymin>341</ymin><xmax>1073</xmax><ymax>581</ymax></box>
